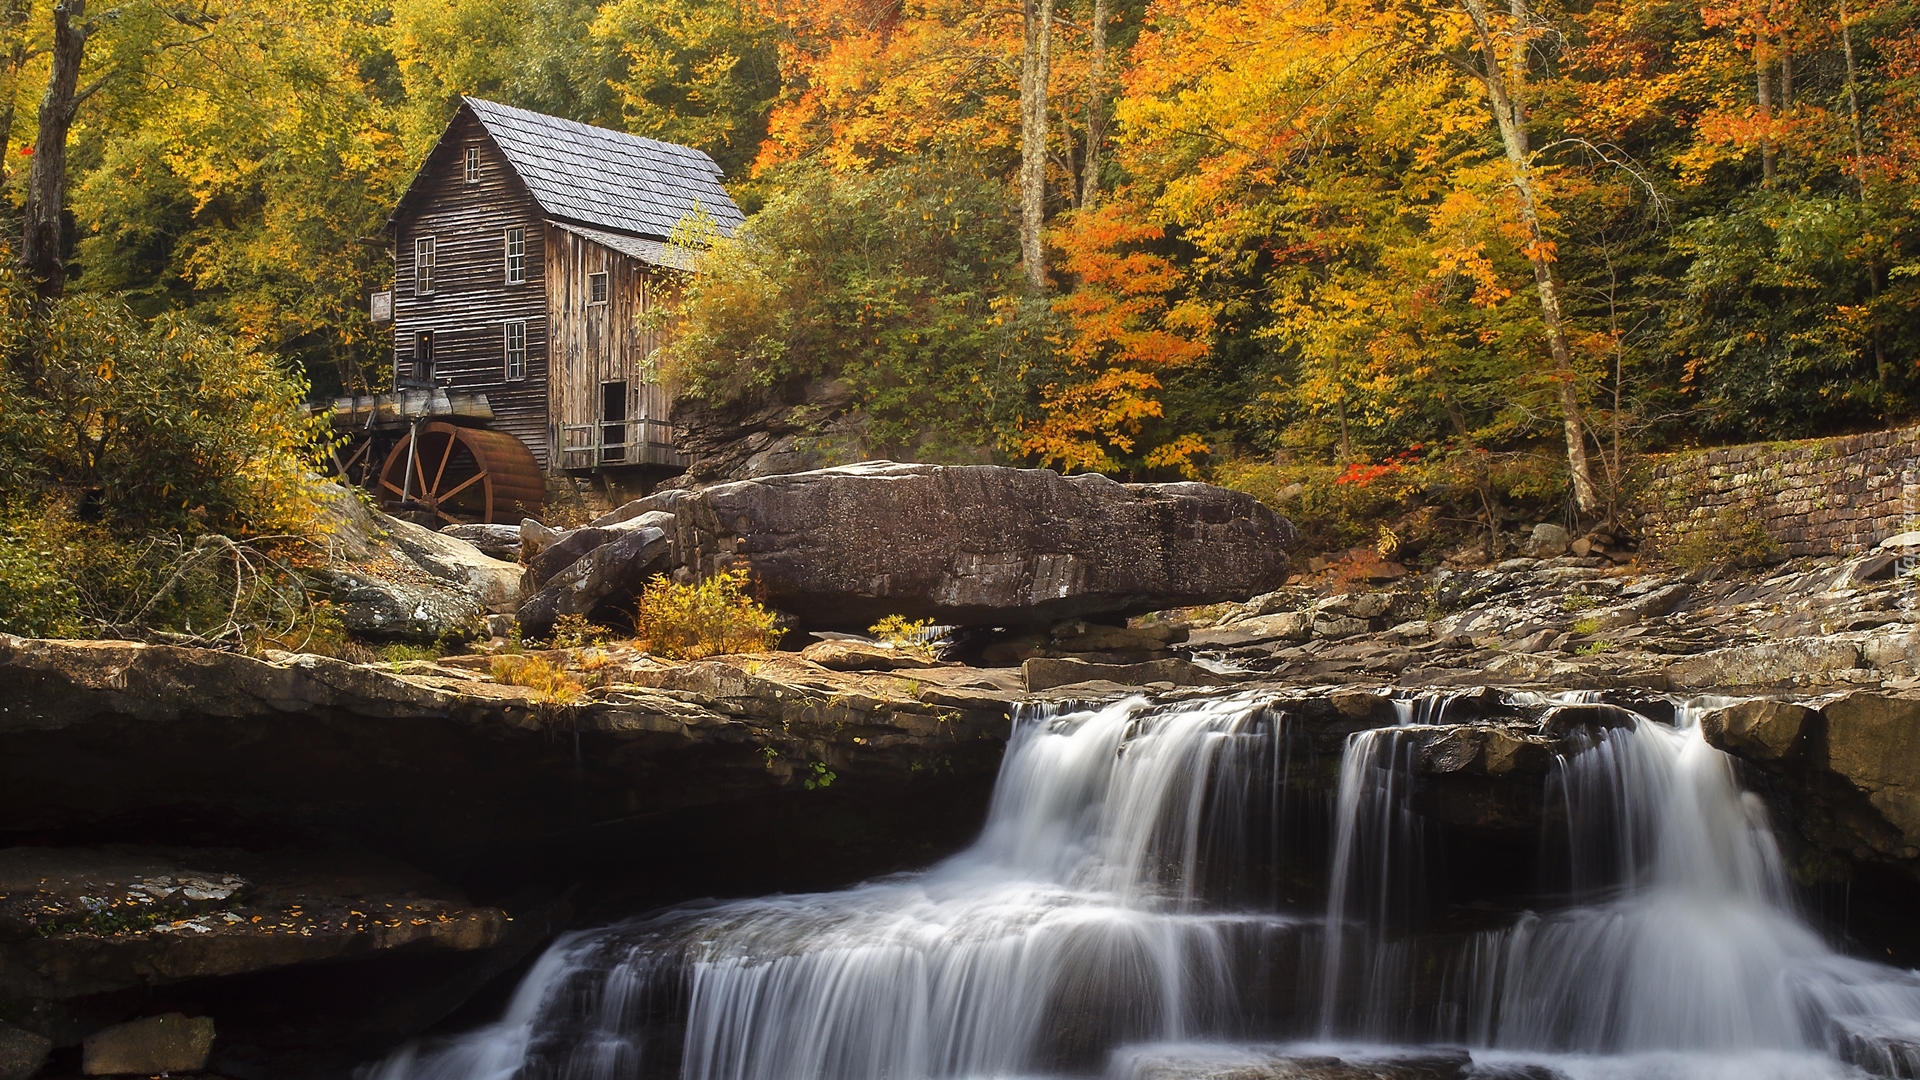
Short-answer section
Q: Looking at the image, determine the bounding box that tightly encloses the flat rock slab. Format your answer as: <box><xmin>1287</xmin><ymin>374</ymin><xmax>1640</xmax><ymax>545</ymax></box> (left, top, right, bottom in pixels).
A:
<box><xmin>82</xmin><ymin>1013</ymin><xmax>214</xmax><ymax>1076</ymax></box>
<box><xmin>1022</xmin><ymin>656</ymin><xmax>1236</xmax><ymax>692</ymax></box>
<box><xmin>672</xmin><ymin>461</ymin><xmax>1295</xmax><ymax>629</ymax></box>
<box><xmin>0</xmin><ymin>846</ymin><xmax>507</xmax><ymax>999</ymax></box>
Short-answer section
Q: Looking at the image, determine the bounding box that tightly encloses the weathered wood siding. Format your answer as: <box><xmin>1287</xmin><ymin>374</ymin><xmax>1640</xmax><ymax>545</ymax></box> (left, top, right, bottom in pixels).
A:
<box><xmin>391</xmin><ymin>112</ymin><xmax>551</xmax><ymax>467</ymax></box>
<box><xmin>544</xmin><ymin>225</ymin><xmax>677</xmax><ymax>469</ymax></box>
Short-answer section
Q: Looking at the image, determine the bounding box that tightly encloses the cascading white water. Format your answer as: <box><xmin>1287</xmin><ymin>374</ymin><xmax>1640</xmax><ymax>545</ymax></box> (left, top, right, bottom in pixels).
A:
<box><xmin>1319</xmin><ymin>696</ymin><xmax>1920</xmax><ymax>1075</ymax></box>
<box><xmin>367</xmin><ymin>689</ymin><xmax>1920</xmax><ymax>1080</ymax></box>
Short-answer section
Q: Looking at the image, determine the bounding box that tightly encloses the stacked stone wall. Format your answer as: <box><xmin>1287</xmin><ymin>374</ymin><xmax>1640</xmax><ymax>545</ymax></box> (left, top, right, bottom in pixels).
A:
<box><xmin>1636</xmin><ymin>427</ymin><xmax>1920</xmax><ymax>556</ymax></box>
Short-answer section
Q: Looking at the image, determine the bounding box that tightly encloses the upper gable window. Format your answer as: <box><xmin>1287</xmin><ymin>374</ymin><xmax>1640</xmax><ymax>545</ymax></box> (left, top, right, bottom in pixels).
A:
<box><xmin>588</xmin><ymin>272</ymin><xmax>609</xmax><ymax>305</ymax></box>
<box><xmin>464</xmin><ymin>146</ymin><xmax>480</xmax><ymax>184</ymax></box>
<box><xmin>415</xmin><ymin>236</ymin><xmax>436</xmax><ymax>296</ymax></box>
<box><xmin>505</xmin><ymin>227</ymin><xmax>526</xmax><ymax>284</ymax></box>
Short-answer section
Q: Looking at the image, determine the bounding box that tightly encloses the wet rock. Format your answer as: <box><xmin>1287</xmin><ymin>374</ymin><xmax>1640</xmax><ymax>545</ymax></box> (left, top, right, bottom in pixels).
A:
<box><xmin>676</xmin><ymin>461</ymin><xmax>1294</xmax><ymax>629</ymax></box>
<box><xmin>1022</xmin><ymin>657</ymin><xmax>1227</xmax><ymax>693</ymax></box>
<box><xmin>1823</xmin><ymin>693</ymin><xmax>1920</xmax><ymax>854</ymax></box>
<box><xmin>81</xmin><ymin>1013</ymin><xmax>213</xmax><ymax>1076</ymax></box>
<box><xmin>0</xmin><ymin>1021</ymin><xmax>51</xmax><ymax>1080</ymax></box>
<box><xmin>1699</xmin><ymin>700</ymin><xmax>1815</xmax><ymax>761</ymax></box>
<box><xmin>437</xmin><ymin>523</ymin><xmax>522</xmax><ymax>562</ymax></box>
<box><xmin>1116</xmin><ymin>1046</ymin><xmax>1473</xmax><ymax>1080</ymax></box>
<box><xmin>516</xmin><ymin>527</ymin><xmax>671</xmax><ymax>635</ymax></box>
<box><xmin>800</xmin><ymin>640</ymin><xmax>942</xmax><ymax>672</ymax></box>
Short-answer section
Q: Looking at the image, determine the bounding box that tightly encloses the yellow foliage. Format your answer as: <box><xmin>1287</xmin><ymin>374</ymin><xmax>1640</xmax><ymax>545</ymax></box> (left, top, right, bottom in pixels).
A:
<box><xmin>869</xmin><ymin>614</ymin><xmax>937</xmax><ymax>657</ymax></box>
<box><xmin>636</xmin><ymin>568</ymin><xmax>783</xmax><ymax>660</ymax></box>
<box><xmin>489</xmin><ymin>655</ymin><xmax>586</xmax><ymax>705</ymax></box>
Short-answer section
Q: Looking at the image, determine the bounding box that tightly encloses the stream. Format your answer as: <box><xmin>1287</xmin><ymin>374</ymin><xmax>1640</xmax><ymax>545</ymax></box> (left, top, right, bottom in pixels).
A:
<box><xmin>366</xmin><ymin>690</ymin><xmax>1920</xmax><ymax>1079</ymax></box>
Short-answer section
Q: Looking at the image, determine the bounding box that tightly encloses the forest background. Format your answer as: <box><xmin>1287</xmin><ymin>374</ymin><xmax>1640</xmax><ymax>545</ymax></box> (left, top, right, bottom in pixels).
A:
<box><xmin>0</xmin><ymin>0</ymin><xmax>1917</xmax><ymax>585</ymax></box>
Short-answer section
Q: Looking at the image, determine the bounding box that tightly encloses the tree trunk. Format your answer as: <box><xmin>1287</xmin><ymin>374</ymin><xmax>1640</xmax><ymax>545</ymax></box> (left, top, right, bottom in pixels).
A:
<box><xmin>21</xmin><ymin>0</ymin><xmax>86</xmax><ymax>297</ymax></box>
<box><xmin>1018</xmin><ymin>0</ymin><xmax>1054</xmax><ymax>288</ymax></box>
<box><xmin>1755</xmin><ymin>40</ymin><xmax>1776</xmax><ymax>186</ymax></box>
<box><xmin>1461</xmin><ymin>0</ymin><xmax>1600</xmax><ymax>514</ymax></box>
<box><xmin>1081</xmin><ymin>0</ymin><xmax>1108</xmax><ymax>209</ymax></box>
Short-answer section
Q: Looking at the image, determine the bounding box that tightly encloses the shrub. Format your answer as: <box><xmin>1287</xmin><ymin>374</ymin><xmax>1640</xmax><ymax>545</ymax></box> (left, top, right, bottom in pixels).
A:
<box><xmin>550</xmin><ymin>613</ymin><xmax>614</xmax><ymax>649</ymax></box>
<box><xmin>869</xmin><ymin>614</ymin><xmax>937</xmax><ymax>656</ymax></box>
<box><xmin>0</xmin><ymin>252</ymin><xmax>331</xmax><ymax>642</ymax></box>
<box><xmin>635</xmin><ymin>567</ymin><xmax>782</xmax><ymax>659</ymax></box>
<box><xmin>1657</xmin><ymin>507</ymin><xmax>1779</xmax><ymax>571</ymax></box>
<box><xmin>489</xmin><ymin>654</ymin><xmax>585</xmax><ymax>704</ymax></box>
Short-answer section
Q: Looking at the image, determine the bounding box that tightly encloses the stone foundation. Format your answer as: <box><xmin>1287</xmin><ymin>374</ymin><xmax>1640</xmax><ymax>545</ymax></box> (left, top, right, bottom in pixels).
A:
<box><xmin>1637</xmin><ymin>426</ymin><xmax>1920</xmax><ymax>557</ymax></box>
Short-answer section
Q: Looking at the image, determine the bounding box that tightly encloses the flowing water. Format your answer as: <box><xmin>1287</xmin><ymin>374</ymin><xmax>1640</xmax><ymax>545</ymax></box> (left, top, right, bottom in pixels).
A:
<box><xmin>368</xmin><ymin>690</ymin><xmax>1920</xmax><ymax>1080</ymax></box>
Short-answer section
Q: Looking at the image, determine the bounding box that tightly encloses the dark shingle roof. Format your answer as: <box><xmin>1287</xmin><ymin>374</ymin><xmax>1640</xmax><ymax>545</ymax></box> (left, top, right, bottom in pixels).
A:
<box><xmin>551</xmin><ymin>222</ymin><xmax>702</xmax><ymax>272</ymax></box>
<box><xmin>463</xmin><ymin>97</ymin><xmax>744</xmax><ymax>241</ymax></box>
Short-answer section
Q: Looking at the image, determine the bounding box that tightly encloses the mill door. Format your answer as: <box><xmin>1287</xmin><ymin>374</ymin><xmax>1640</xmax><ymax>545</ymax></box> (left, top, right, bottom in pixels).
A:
<box><xmin>601</xmin><ymin>380</ymin><xmax>628</xmax><ymax>463</ymax></box>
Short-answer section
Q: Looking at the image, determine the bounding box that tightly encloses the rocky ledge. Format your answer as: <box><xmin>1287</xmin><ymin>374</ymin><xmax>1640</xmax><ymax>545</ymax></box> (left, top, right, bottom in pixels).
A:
<box><xmin>1184</xmin><ymin>545</ymin><xmax>1920</xmax><ymax>694</ymax></box>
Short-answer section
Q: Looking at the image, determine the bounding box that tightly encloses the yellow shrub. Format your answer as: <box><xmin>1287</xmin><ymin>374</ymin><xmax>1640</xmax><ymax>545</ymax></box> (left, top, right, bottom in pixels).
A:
<box><xmin>489</xmin><ymin>655</ymin><xmax>585</xmax><ymax>705</ymax></box>
<box><xmin>636</xmin><ymin>568</ymin><xmax>782</xmax><ymax>660</ymax></box>
<box><xmin>869</xmin><ymin>614</ymin><xmax>937</xmax><ymax>657</ymax></box>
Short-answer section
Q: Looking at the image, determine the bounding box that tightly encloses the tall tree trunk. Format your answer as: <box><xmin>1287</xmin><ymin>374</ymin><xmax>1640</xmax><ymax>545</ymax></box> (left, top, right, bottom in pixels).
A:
<box><xmin>1755</xmin><ymin>39</ymin><xmax>1777</xmax><ymax>186</ymax></box>
<box><xmin>1019</xmin><ymin>0</ymin><xmax>1054</xmax><ymax>288</ymax></box>
<box><xmin>1461</xmin><ymin>0</ymin><xmax>1600</xmax><ymax>515</ymax></box>
<box><xmin>21</xmin><ymin>0</ymin><xmax>86</xmax><ymax>297</ymax></box>
<box><xmin>1081</xmin><ymin>0</ymin><xmax>1108</xmax><ymax>210</ymax></box>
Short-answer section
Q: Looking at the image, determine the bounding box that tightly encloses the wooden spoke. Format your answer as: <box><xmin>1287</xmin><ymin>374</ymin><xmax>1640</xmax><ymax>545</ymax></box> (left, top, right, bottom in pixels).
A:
<box><xmin>435</xmin><ymin>470</ymin><xmax>486</xmax><ymax>503</ymax></box>
<box><xmin>431</xmin><ymin>433</ymin><xmax>456</xmax><ymax>493</ymax></box>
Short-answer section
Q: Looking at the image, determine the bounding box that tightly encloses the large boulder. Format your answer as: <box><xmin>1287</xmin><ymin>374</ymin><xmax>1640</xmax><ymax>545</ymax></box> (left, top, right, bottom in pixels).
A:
<box><xmin>0</xmin><ymin>1021</ymin><xmax>50</xmax><ymax>1080</ymax></box>
<box><xmin>668</xmin><ymin>461</ymin><xmax>1295</xmax><ymax>629</ymax></box>
<box><xmin>516</xmin><ymin>526</ymin><xmax>672</xmax><ymax>634</ymax></box>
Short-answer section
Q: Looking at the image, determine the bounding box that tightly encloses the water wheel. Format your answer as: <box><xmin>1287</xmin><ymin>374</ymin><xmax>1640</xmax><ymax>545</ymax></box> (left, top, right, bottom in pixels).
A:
<box><xmin>376</xmin><ymin>422</ymin><xmax>546</xmax><ymax>524</ymax></box>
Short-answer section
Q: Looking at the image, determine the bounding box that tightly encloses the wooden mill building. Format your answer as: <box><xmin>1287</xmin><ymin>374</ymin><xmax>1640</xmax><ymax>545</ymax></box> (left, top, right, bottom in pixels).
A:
<box><xmin>352</xmin><ymin>97</ymin><xmax>743</xmax><ymax>522</ymax></box>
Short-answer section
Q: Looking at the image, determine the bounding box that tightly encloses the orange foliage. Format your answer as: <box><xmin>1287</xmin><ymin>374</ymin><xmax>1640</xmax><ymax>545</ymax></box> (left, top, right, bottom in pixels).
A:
<box><xmin>1022</xmin><ymin>198</ymin><xmax>1212</xmax><ymax>473</ymax></box>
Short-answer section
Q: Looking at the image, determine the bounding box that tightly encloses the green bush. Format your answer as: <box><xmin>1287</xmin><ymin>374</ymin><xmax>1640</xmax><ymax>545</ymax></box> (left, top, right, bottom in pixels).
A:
<box><xmin>655</xmin><ymin>159</ymin><xmax>1044</xmax><ymax>455</ymax></box>
<box><xmin>0</xmin><ymin>252</ymin><xmax>330</xmax><ymax>641</ymax></box>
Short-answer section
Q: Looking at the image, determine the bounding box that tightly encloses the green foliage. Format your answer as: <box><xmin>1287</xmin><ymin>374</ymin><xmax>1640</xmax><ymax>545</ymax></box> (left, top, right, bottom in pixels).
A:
<box><xmin>589</xmin><ymin>0</ymin><xmax>782</xmax><ymax>179</ymax></box>
<box><xmin>0</xmin><ymin>503</ymin><xmax>85</xmax><ymax>638</ymax></box>
<box><xmin>803</xmin><ymin>761</ymin><xmax>837</xmax><ymax>790</ymax></box>
<box><xmin>635</xmin><ymin>567</ymin><xmax>782</xmax><ymax>659</ymax></box>
<box><xmin>657</xmin><ymin>159</ymin><xmax>1047</xmax><ymax>455</ymax></box>
<box><xmin>0</xmin><ymin>255</ymin><xmax>328</xmax><ymax>642</ymax></box>
<box><xmin>1657</xmin><ymin>507</ymin><xmax>1780</xmax><ymax>571</ymax></box>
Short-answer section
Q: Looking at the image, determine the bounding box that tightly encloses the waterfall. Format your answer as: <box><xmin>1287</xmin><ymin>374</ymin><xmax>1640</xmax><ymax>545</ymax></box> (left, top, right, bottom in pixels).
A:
<box><xmin>367</xmin><ymin>690</ymin><xmax>1920</xmax><ymax>1080</ymax></box>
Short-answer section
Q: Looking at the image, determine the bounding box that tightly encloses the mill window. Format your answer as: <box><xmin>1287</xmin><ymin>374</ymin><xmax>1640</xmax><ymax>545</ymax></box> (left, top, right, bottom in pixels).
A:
<box><xmin>464</xmin><ymin>146</ymin><xmax>480</xmax><ymax>184</ymax></box>
<box><xmin>504</xmin><ymin>320</ymin><xmax>527</xmax><ymax>381</ymax></box>
<box><xmin>412</xmin><ymin>330</ymin><xmax>436</xmax><ymax>385</ymax></box>
<box><xmin>415</xmin><ymin>236</ymin><xmax>436</xmax><ymax>296</ymax></box>
<box><xmin>505</xmin><ymin>227</ymin><xmax>526</xmax><ymax>284</ymax></box>
<box><xmin>588</xmin><ymin>272</ymin><xmax>608</xmax><ymax>305</ymax></box>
